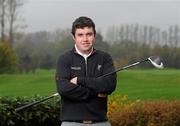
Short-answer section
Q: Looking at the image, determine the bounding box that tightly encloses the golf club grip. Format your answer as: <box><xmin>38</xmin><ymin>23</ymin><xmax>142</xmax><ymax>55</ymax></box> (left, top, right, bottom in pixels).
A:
<box><xmin>15</xmin><ymin>94</ymin><xmax>56</xmax><ymax>112</ymax></box>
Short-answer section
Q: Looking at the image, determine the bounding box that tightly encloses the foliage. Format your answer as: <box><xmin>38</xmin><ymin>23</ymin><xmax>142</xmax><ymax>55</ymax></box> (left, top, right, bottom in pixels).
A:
<box><xmin>94</xmin><ymin>33</ymin><xmax>110</xmax><ymax>51</ymax></box>
<box><xmin>1</xmin><ymin>95</ymin><xmax>180</xmax><ymax>126</ymax></box>
<box><xmin>0</xmin><ymin>41</ymin><xmax>17</xmax><ymax>74</ymax></box>
<box><xmin>15</xmin><ymin>34</ymin><xmax>74</xmax><ymax>73</ymax></box>
<box><xmin>14</xmin><ymin>27</ymin><xmax>180</xmax><ymax>72</ymax></box>
<box><xmin>108</xmin><ymin>97</ymin><xmax>180</xmax><ymax>126</ymax></box>
<box><xmin>0</xmin><ymin>96</ymin><xmax>61</xmax><ymax>126</ymax></box>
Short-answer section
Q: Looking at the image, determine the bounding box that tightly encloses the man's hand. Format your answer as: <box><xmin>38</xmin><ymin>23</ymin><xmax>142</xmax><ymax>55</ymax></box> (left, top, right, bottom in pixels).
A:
<box><xmin>97</xmin><ymin>93</ymin><xmax>107</xmax><ymax>98</ymax></box>
<box><xmin>70</xmin><ymin>77</ymin><xmax>77</xmax><ymax>85</ymax></box>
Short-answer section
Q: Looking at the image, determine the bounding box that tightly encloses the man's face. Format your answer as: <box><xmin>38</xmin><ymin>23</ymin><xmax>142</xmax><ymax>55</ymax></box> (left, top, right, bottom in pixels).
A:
<box><xmin>73</xmin><ymin>27</ymin><xmax>95</xmax><ymax>54</ymax></box>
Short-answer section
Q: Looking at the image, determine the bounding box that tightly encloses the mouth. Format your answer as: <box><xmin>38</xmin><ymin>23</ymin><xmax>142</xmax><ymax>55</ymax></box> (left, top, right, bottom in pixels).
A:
<box><xmin>82</xmin><ymin>43</ymin><xmax>90</xmax><ymax>47</ymax></box>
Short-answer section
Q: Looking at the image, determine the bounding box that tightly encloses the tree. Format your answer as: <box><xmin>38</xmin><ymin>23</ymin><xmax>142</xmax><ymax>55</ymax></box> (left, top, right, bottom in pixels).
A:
<box><xmin>174</xmin><ymin>25</ymin><xmax>179</xmax><ymax>47</ymax></box>
<box><xmin>168</xmin><ymin>26</ymin><xmax>173</xmax><ymax>47</ymax></box>
<box><xmin>106</xmin><ymin>26</ymin><xmax>119</xmax><ymax>44</ymax></box>
<box><xmin>0</xmin><ymin>0</ymin><xmax>6</xmax><ymax>42</ymax></box>
<box><xmin>125</xmin><ymin>24</ymin><xmax>130</xmax><ymax>41</ymax></box>
<box><xmin>162</xmin><ymin>30</ymin><xmax>168</xmax><ymax>45</ymax></box>
<box><xmin>0</xmin><ymin>41</ymin><xmax>17</xmax><ymax>73</ymax></box>
<box><xmin>120</xmin><ymin>25</ymin><xmax>125</xmax><ymax>41</ymax></box>
<box><xmin>133</xmin><ymin>23</ymin><xmax>139</xmax><ymax>42</ymax></box>
<box><xmin>143</xmin><ymin>25</ymin><xmax>148</xmax><ymax>44</ymax></box>
<box><xmin>94</xmin><ymin>33</ymin><xmax>109</xmax><ymax>52</ymax></box>
<box><xmin>6</xmin><ymin>0</ymin><xmax>23</xmax><ymax>47</ymax></box>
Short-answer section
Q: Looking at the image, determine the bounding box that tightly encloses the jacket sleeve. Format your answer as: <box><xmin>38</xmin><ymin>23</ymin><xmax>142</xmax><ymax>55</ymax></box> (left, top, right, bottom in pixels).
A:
<box><xmin>56</xmin><ymin>54</ymin><xmax>97</xmax><ymax>101</ymax></box>
<box><xmin>77</xmin><ymin>53</ymin><xmax>117</xmax><ymax>95</ymax></box>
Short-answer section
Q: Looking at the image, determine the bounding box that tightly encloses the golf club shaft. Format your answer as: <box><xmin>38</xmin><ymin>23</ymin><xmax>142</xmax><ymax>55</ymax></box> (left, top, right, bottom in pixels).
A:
<box><xmin>15</xmin><ymin>93</ymin><xmax>58</xmax><ymax>112</ymax></box>
<box><xmin>15</xmin><ymin>58</ymin><xmax>149</xmax><ymax>112</ymax></box>
<box><xmin>101</xmin><ymin>58</ymin><xmax>148</xmax><ymax>77</ymax></box>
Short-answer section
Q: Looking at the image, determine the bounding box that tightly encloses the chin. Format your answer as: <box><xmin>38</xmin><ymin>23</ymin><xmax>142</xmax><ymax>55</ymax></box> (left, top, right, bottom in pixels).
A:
<box><xmin>82</xmin><ymin>48</ymin><xmax>91</xmax><ymax>53</ymax></box>
<box><xmin>82</xmin><ymin>46</ymin><xmax>91</xmax><ymax>50</ymax></box>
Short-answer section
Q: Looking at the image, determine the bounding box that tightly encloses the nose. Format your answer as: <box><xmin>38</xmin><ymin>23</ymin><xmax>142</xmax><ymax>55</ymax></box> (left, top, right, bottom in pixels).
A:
<box><xmin>83</xmin><ymin>35</ymin><xmax>88</xmax><ymax>41</ymax></box>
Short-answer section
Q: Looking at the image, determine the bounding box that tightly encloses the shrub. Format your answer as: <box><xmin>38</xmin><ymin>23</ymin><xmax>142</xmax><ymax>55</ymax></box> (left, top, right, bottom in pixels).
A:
<box><xmin>0</xmin><ymin>96</ymin><xmax>61</xmax><ymax>126</ymax></box>
<box><xmin>108</xmin><ymin>98</ymin><xmax>180</xmax><ymax>126</ymax></box>
<box><xmin>1</xmin><ymin>95</ymin><xmax>180</xmax><ymax>126</ymax></box>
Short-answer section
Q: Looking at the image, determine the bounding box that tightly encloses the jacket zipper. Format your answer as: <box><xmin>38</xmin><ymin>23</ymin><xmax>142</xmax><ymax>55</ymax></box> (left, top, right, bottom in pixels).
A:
<box><xmin>85</xmin><ymin>58</ymin><xmax>88</xmax><ymax>76</ymax></box>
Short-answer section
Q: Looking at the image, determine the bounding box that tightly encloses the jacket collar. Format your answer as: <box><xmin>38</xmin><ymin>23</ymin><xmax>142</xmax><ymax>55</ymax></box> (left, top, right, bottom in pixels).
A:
<box><xmin>72</xmin><ymin>46</ymin><xmax>96</xmax><ymax>57</ymax></box>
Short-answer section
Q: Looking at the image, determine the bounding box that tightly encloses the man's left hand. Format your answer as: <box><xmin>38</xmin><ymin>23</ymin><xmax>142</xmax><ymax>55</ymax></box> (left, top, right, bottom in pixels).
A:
<box><xmin>70</xmin><ymin>77</ymin><xmax>77</xmax><ymax>85</ymax></box>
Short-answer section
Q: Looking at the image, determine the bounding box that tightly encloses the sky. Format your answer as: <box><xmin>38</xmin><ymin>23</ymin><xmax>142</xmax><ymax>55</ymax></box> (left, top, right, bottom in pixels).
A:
<box><xmin>21</xmin><ymin>0</ymin><xmax>180</xmax><ymax>34</ymax></box>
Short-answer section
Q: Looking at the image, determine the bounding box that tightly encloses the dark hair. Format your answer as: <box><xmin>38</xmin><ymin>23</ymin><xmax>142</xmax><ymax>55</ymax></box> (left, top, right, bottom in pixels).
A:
<box><xmin>71</xmin><ymin>16</ymin><xmax>96</xmax><ymax>36</ymax></box>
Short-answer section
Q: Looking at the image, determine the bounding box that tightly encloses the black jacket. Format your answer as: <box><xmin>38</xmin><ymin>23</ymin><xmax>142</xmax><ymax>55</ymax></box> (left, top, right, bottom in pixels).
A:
<box><xmin>56</xmin><ymin>48</ymin><xmax>117</xmax><ymax>121</ymax></box>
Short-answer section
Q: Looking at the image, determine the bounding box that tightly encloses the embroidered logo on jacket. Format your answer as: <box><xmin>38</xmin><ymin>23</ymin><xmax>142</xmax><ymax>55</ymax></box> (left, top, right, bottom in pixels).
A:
<box><xmin>97</xmin><ymin>64</ymin><xmax>102</xmax><ymax>71</ymax></box>
<box><xmin>71</xmin><ymin>66</ymin><xmax>81</xmax><ymax>70</ymax></box>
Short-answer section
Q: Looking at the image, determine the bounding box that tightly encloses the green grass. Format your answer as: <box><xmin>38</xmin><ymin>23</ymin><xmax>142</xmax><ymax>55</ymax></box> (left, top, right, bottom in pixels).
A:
<box><xmin>0</xmin><ymin>69</ymin><xmax>180</xmax><ymax>101</ymax></box>
<box><xmin>114</xmin><ymin>69</ymin><xmax>180</xmax><ymax>100</ymax></box>
<box><xmin>0</xmin><ymin>69</ymin><xmax>56</xmax><ymax>97</ymax></box>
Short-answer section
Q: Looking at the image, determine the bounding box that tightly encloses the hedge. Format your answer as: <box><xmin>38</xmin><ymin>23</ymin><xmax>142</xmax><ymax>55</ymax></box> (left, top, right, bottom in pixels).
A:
<box><xmin>1</xmin><ymin>95</ymin><xmax>180</xmax><ymax>126</ymax></box>
<box><xmin>0</xmin><ymin>96</ymin><xmax>61</xmax><ymax>126</ymax></box>
<box><xmin>108</xmin><ymin>95</ymin><xmax>180</xmax><ymax>126</ymax></box>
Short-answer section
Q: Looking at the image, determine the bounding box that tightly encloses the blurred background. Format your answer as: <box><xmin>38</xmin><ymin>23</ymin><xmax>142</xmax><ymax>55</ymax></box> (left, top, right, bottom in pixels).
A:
<box><xmin>0</xmin><ymin>0</ymin><xmax>180</xmax><ymax>74</ymax></box>
<box><xmin>1</xmin><ymin>1</ymin><xmax>180</xmax><ymax>125</ymax></box>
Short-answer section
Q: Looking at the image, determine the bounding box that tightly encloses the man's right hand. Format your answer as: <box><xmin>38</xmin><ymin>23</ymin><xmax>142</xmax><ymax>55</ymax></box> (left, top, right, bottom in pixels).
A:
<box><xmin>97</xmin><ymin>93</ymin><xmax>107</xmax><ymax>98</ymax></box>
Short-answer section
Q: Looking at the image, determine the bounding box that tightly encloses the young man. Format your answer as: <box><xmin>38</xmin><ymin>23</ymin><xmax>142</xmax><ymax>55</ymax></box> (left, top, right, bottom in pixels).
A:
<box><xmin>56</xmin><ymin>16</ymin><xmax>117</xmax><ymax>126</ymax></box>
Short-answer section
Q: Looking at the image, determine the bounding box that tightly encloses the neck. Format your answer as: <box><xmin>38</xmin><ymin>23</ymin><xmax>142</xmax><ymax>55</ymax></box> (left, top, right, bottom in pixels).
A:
<box><xmin>82</xmin><ymin>49</ymin><xmax>93</xmax><ymax>55</ymax></box>
<box><xmin>75</xmin><ymin>45</ymin><xmax>93</xmax><ymax>56</ymax></box>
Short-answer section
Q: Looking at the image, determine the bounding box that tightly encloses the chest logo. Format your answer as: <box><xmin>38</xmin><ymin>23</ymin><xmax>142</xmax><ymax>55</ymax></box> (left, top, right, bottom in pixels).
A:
<box><xmin>97</xmin><ymin>64</ymin><xmax>102</xmax><ymax>71</ymax></box>
<box><xmin>71</xmin><ymin>66</ymin><xmax>81</xmax><ymax>70</ymax></box>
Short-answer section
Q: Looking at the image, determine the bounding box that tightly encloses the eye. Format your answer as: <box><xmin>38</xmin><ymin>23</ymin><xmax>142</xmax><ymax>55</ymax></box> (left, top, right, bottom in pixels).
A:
<box><xmin>87</xmin><ymin>32</ymin><xmax>93</xmax><ymax>36</ymax></box>
<box><xmin>77</xmin><ymin>33</ymin><xmax>83</xmax><ymax>37</ymax></box>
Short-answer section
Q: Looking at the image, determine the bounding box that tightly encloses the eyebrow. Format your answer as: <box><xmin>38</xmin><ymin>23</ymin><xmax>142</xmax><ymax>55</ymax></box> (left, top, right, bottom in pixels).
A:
<box><xmin>76</xmin><ymin>31</ymin><xmax>93</xmax><ymax>35</ymax></box>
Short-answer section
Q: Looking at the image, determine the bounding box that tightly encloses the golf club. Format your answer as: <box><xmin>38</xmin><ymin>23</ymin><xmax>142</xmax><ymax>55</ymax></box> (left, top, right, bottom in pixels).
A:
<box><xmin>15</xmin><ymin>93</ymin><xmax>59</xmax><ymax>112</ymax></box>
<box><xmin>15</xmin><ymin>55</ymin><xmax>163</xmax><ymax>112</ymax></box>
<box><xmin>101</xmin><ymin>55</ymin><xmax>163</xmax><ymax>77</ymax></box>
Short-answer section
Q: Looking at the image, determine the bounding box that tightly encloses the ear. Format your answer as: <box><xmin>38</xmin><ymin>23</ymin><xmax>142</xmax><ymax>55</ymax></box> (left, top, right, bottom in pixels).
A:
<box><xmin>93</xmin><ymin>34</ymin><xmax>96</xmax><ymax>42</ymax></box>
<box><xmin>71</xmin><ymin>34</ymin><xmax>75</xmax><ymax>41</ymax></box>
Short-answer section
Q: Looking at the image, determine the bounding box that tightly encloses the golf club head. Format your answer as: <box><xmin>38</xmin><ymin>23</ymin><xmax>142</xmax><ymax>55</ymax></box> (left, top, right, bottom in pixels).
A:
<box><xmin>148</xmin><ymin>56</ymin><xmax>164</xmax><ymax>69</ymax></box>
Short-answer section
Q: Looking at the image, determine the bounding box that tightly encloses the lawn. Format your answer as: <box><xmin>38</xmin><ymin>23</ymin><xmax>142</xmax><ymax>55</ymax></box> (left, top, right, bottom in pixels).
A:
<box><xmin>114</xmin><ymin>69</ymin><xmax>180</xmax><ymax>100</ymax></box>
<box><xmin>0</xmin><ymin>69</ymin><xmax>56</xmax><ymax>97</ymax></box>
<box><xmin>0</xmin><ymin>69</ymin><xmax>180</xmax><ymax>101</ymax></box>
